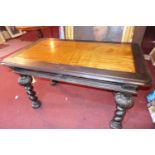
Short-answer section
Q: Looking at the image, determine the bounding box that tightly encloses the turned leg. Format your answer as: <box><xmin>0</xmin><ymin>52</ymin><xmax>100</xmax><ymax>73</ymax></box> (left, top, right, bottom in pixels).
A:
<box><xmin>37</xmin><ymin>29</ymin><xmax>44</xmax><ymax>38</ymax></box>
<box><xmin>18</xmin><ymin>75</ymin><xmax>41</xmax><ymax>109</ymax></box>
<box><xmin>50</xmin><ymin>80</ymin><xmax>58</xmax><ymax>86</ymax></box>
<box><xmin>110</xmin><ymin>92</ymin><xmax>134</xmax><ymax>129</ymax></box>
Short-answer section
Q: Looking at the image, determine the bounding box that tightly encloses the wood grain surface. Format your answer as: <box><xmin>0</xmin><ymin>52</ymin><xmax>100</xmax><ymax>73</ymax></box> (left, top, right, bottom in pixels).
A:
<box><xmin>4</xmin><ymin>39</ymin><xmax>136</xmax><ymax>73</ymax></box>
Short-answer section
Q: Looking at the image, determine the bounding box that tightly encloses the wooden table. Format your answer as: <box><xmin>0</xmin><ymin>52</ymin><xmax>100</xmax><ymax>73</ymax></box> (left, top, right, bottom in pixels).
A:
<box><xmin>0</xmin><ymin>38</ymin><xmax>152</xmax><ymax>129</ymax></box>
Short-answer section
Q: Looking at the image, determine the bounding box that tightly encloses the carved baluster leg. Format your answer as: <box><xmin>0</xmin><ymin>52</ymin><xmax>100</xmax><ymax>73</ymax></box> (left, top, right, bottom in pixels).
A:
<box><xmin>50</xmin><ymin>80</ymin><xmax>58</xmax><ymax>86</ymax></box>
<box><xmin>18</xmin><ymin>75</ymin><xmax>41</xmax><ymax>109</ymax></box>
<box><xmin>37</xmin><ymin>29</ymin><xmax>44</xmax><ymax>38</ymax></box>
<box><xmin>110</xmin><ymin>92</ymin><xmax>134</xmax><ymax>129</ymax></box>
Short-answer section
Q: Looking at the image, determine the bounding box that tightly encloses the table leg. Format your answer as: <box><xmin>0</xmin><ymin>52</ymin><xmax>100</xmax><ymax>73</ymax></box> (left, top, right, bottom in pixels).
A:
<box><xmin>18</xmin><ymin>75</ymin><xmax>41</xmax><ymax>109</ymax></box>
<box><xmin>50</xmin><ymin>80</ymin><xmax>58</xmax><ymax>86</ymax></box>
<box><xmin>37</xmin><ymin>29</ymin><xmax>44</xmax><ymax>38</ymax></box>
<box><xmin>110</xmin><ymin>92</ymin><xmax>134</xmax><ymax>129</ymax></box>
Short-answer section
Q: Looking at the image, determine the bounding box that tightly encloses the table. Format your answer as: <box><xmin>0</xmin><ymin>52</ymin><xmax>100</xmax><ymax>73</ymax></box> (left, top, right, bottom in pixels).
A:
<box><xmin>0</xmin><ymin>38</ymin><xmax>152</xmax><ymax>129</ymax></box>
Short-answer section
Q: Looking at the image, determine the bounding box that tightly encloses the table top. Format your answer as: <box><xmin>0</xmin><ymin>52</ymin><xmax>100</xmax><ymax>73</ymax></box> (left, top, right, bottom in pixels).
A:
<box><xmin>1</xmin><ymin>38</ymin><xmax>151</xmax><ymax>86</ymax></box>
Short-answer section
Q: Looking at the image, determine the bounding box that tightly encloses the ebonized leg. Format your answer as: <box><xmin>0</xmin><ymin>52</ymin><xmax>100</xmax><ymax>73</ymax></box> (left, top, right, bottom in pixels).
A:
<box><xmin>110</xmin><ymin>92</ymin><xmax>134</xmax><ymax>129</ymax></box>
<box><xmin>18</xmin><ymin>75</ymin><xmax>41</xmax><ymax>109</ymax></box>
<box><xmin>37</xmin><ymin>29</ymin><xmax>44</xmax><ymax>38</ymax></box>
<box><xmin>50</xmin><ymin>80</ymin><xmax>58</xmax><ymax>86</ymax></box>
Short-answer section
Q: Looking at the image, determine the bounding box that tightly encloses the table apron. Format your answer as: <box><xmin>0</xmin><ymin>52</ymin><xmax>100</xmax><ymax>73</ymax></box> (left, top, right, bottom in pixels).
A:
<box><xmin>13</xmin><ymin>68</ymin><xmax>138</xmax><ymax>94</ymax></box>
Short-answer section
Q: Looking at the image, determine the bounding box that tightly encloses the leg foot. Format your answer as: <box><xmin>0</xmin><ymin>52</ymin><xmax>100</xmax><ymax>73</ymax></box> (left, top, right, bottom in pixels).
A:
<box><xmin>110</xmin><ymin>120</ymin><xmax>122</xmax><ymax>129</ymax></box>
<box><xmin>110</xmin><ymin>92</ymin><xmax>134</xmax><ymax>129</ymax></box>
<box><xmin>50</xmin><ymin>80</ymin><xmax>58</xmax><ymax>86</ymax></box>
<box><xmin>32</xmin><ymin>100</ymin><xmax>41</xmax><ymax>109</ymax></box>
<box><xmin>18</xmin><ymin>75</ymin><xmax>41</xmax><ymax>109</ymax></box>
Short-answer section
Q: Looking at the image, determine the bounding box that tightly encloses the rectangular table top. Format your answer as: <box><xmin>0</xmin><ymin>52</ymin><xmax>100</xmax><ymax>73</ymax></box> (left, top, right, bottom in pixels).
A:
<box><xmin>1</xmin><ymin>38</ymin><xmax>151</xmax><ymax>86</ymax></box>
<box><xmin>4</xmin><ymin>38</ymin><xmax>135</xmax><ymax>73</ymax></box>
